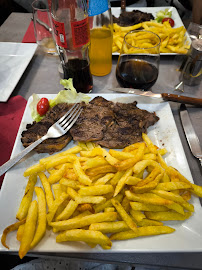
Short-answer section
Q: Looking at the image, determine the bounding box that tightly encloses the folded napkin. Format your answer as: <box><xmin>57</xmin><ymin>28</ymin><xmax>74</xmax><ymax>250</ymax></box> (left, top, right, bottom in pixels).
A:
<box><xmin>22</xmin><ymin>20</ymin><xmax>36</xmax><ymax>43</ymax></box>
<box><xmin>0</xmin><ymin>96</ymin><xmax>27</xmax><ymax>187</ymax></box>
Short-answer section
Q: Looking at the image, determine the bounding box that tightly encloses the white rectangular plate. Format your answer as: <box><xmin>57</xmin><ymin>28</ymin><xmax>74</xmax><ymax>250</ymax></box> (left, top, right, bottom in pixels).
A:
<box><xmin>0</xmin><ymin>93</ymin><xmax>202</xmax><ymax>254</ymax></box>
<box><xmin>0</xmin><ymin>42</ymin><xmax>38</xmax><ymax>102</ymax></box>
<box><xmin>112</xmin><ymin>6</ymin><xmax>190</xmax><ymax>56</ymax></box>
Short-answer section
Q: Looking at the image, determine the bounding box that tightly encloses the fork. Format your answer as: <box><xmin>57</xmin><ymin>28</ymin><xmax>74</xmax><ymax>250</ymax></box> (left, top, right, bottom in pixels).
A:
<box><xmin>0</xmin><ymin>103</ymin><xmax>83</xmax><ymax>177</ymax></box>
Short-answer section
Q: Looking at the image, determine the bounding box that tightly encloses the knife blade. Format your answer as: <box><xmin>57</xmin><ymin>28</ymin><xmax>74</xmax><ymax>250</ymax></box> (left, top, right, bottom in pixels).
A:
<box><xmin>180</xmin><ymin>104</ymin><xmax>202</xmax><ymax>166</ymax></box>
<box><xmin>109</xmin><ymin>88</ymin><xmax>202</xmax><ymax>106</ymax></box>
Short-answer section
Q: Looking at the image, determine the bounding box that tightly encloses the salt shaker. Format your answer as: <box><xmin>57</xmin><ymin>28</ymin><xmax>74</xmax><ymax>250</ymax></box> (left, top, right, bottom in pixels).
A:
<box><xmin>182</xmin><ymin>39</ymin><xmax>202</xmax><ymax>86</ymax></box>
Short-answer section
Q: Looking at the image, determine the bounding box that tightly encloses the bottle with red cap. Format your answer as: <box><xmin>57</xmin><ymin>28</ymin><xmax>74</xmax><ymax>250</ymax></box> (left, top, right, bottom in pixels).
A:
<box><xmin>51</xmin><ymin>0</ymin><xmax>93</xmax><ymax>93</ymax></box>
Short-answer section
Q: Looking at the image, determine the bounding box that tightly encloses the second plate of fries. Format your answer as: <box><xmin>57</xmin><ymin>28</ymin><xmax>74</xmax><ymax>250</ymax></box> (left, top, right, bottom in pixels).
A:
<box><xmin>1</xmin><ymin>93</ymin><xmax>202</xmax><ymax>256</ymax></box>
<box><xmin>112</xmin><ymin>7</ymin><xmax>191</xmax><ymax>55</ymax></box>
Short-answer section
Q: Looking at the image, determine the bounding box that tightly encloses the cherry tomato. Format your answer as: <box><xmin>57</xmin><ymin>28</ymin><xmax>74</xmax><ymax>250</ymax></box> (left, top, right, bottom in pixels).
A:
<box><xmin>37</xmin><ymin>98</ymin><xmax>49</xmax><ymax>116</ymax></box>
<box><xmin>162</xmin><ymin>18</ymin><xmax>175</xmax><ymax>27</ymax></box>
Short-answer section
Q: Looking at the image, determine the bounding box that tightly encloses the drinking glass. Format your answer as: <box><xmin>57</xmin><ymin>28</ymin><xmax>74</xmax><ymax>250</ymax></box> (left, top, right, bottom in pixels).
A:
<box><xmin>32</xmin><ymin>0</ymin><xmax>57</xmax><ymax>55</ymax></box>
<box><xmin>116</xmin><ymin>30</ymin><xmax>161</xmax><ymax>91</ymax></box>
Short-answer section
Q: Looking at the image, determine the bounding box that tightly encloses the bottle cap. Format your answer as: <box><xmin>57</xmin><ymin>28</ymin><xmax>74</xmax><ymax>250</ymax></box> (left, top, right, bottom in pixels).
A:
<box><xmin>88</xmin><ymin>0</ymin><xmax>108</xmax><ymax>17</ymax></box>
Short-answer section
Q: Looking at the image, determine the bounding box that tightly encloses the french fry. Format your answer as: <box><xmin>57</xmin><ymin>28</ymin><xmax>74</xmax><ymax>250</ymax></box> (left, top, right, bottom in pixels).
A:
<box><xmin>86</xmin><ymin>164</ymin><xmax>117</xmax><ymax>176</ymax></box>
<box><xmin>43</xmin><ymin>154</ymin><xmax>77</xmax><ymax>170</ymax></box>
<box><xmin>59</xmin><ymin>178</ymin><xmax>80</xmax><ymax>190</ymax></box>
<box><xmin>145</xmin><ymin>211</ymin><xmax>192</xmax><ymax>221</ymax></box>
<box><xmin>114</xmin><ymin>143</ymin><xmax>145</xmax><ymax>171</ymax></box>
<box><xmin>111</xmin><ymin>199</ymin><xmax>137</xmax><ymax>232</ymax></box>
<box><xmin>133</xmin><ymin>159</ymin><xmax>163</xmax><ymax>175</ymax></box>
<box><xmin>77</xmin><ymin>203</ymin><xmax>94</xmax><ymax>213</ymax></box>
<box><xmin>152</xmin><ymin>189</ymin><xmax>194</xmax><ymax>212</ymax></box>
<box><xmin>78</xmin><ymin>185</ymin><xmax>114</xmax><ymax>196</ymax></box>
<box><xmin>30</xmin><ymin>187</ymin><xmax>46</xmax><ymax>249</ymax></box>
<box><xmin>73</xmin><ymin>158</ymin><xmax>92</xmax><ymax>186</ymax></box>
<box><xmin>110</xmin><ymin>171</ymin><xmax>125</xmax><ymax>186</ymax></box>
<box><xmin>110</xmin><ymin>226</ymin><xmax>175</xmax><ymax>240</ymax></box>
<box><xmin>121</xmin><ymin>196</ymin><xmax>130</xmax><ymax>213</ymax></box>
<box><xmin>155</xmin><ymin>181</ymin><xmax>192</xmax><ymax>191</ymax></box>
<box><xmin>48</xmin><ymin>164</ymin><xmax>67</xmax><ymax>184</ymax></box>
<box><xmin>46</xmin><ymin>192</ymin><xmax>68</xmax><ymax>224</ymax></box>
<box><xmin>130</xmin><ymin>201</ymin><xmax>168</xmax><ymax>212</ymax></box>
<box><xmin>166</xmin><ymin>166</ymin><xmax>191</xmax><ymax>184</ymax></box>
<box><xmin>142</xmin><ymin>133</ymin><xmax>158</xmax><ymax>154</ymax></box>
<box><xmin>131</xmin><ymin>173</ymin><xmax>163</xmax><ymax>193</ymax></box>
<box><xmin>135</xmin><ymin>167</ymin><xmax>162</xmax><ymax>187</ymax></box>
<box><xmin>137</xmin><ymin>219</ymin><xmax>163</xmax><ymax>227</ymax></box>
<box><xmin>82</xmin><ymin>156</ymin><xmax>108</xmax><ymax>170</ymax></box>
<box><xmin>125</xmin><ymin>176</ymin><xmax>142</xmax><ymax>185</ymax></box>
<box><xmin>38</xmin><ymin>172</ymin><xmax>54</xmax><ymax>209</ymax></box>
<box><xmin>24</xmin><ymin>163</ymin><xmax>45</xmax><ymax>177</ymax></box>
<box><xmin>56</xmin><ymin>229</ymin><xmax>112</xmax><ymax>249</ymax></box>
<box><xmin>76</xmin><ymin>195</ymin><xmax>106</xmax><ymax>205</ymax></box>
<box><xmin>39</xmin><ymin>146</ymin><xmax>82</xmax><ymax>165</ymax></box>
<box><xmin>50</xmin><ymin>212</ymin><xmax>117</xmax><ymax>232</ymax></box>
<box><xmin>16</xmin><ymin>174</ymin><xmax>37</xmax><ymax>220</ymax></box>
<box><xmin>52</xmin><ymin>183</ymin><xmax>64</xmax><ymax>199</ymax></box>
<box><xmin>104</xmin><ymin>207</ymin><xmax>115</xmax><ymax>212</ymax></box>
<box><xmin>130</xmin><ymin>209</ymin><xmax>146</xmax><ymax>222</ymax></box>
<box><xmin>157</xmin><ymin>153</ymin><xmax>168</xmax><ymax>169</ymax></box>
<box><xmin>114</xmin><ymin>168</ymin><xmax>133</xmax><ymax>196</ymax></box>
<box><xmin>19</xmin><ymin>200</ymin><xmax>38</xmax><ymax>259</ymax></box>
<box><xmin>109</xmin><ymin>149</ymin><xmax>135</xmax><ymax>160</ymax></box>
<box><xmin>16</xmin><ymin>224</ymin><xmax>25</xmax><ymax>242</ymax></box>
<box><xmin>89</xmin><ymin>221</ymin><xmax>129</xmax><ymax>234</ymax></box>
<box><xmin>1</xmin><ymin>219</ymin><xmax>26</xmax><ymax>249</ymax></box>
<box><xmin>190</xmin><ymin>184</ymin><xmax>202</xmax><ymax>197</ymax></box>
<box><xmin>55</xmin><ymin>199</ymin><xmax>78</xmax><ymax>221</ymax></box>
<box><xmin>94</xmin><ymin>173</ymin><xmax>115</xmax><ymax>185</ymax></box>
<box><xmin>64</xmin><ymin>168</ymin><xmax>78</xmax><ymax>181</ymax></box>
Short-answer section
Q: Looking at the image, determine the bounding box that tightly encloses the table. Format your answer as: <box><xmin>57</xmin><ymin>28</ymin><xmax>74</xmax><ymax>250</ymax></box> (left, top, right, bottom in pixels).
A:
<box><xmin>1</xmin><ymin>12</ymin><xmax>202</xmax><ymax>270</ymax></box>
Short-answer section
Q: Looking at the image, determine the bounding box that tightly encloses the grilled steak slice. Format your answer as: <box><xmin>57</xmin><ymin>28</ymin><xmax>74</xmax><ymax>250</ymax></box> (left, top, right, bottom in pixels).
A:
<box><xmin>96</xmin><ymin>101</ymin><xmax>159</xmax><ymax>148</ymax></box>
<box><xmin>113</xmin><ymin>10</ymin><xmax>154</xmax><ymax>26</ymax></box>
<box><xmin>21</xmin><ymin>103</ymin><xmax>73</xmax><ymax>154</ymax></box>
<box><xmin>70</xmin><ymin>97</ymin><xmax>114</xmax><ymax>142</ymax></box>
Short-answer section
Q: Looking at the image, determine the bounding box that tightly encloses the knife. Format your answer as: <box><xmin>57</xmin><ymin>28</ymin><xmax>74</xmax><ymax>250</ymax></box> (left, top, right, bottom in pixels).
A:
<box><xmin>109</xmin><ymin>88</ymin><xmax>202</xmax><ymax>106</ymax></box>
<box><xmin>180</xmin><ymin>104</ymin><xmax>202</xmax><ymax>166</ymax></box>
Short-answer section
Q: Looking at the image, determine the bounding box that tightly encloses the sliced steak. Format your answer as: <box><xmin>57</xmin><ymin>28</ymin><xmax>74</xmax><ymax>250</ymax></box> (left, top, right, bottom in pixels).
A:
<box><xmin>21</xmin><ymin>103</ymin><xmax>73</xmax><ymax>154</ymax></box>
<box><xmin>70</xmin><ymin>97</ymin><xmax>114</xmax><ymax>142</ymax></box>
<box><xmin>113</xmin><ymin>10</ymin><xmax>154</xmax><ymax>27</ymax></box>
<box><xmin>95</xmin><ymin>101</ymin><xmax>159</xmax><ymax>148</ymax></box>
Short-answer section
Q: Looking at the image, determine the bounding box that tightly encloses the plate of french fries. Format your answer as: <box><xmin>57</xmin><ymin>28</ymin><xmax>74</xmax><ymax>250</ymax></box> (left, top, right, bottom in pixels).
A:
<box><xmin>112</xmin><ymin>7</ymin><xmax>191</xmax><ymax>55</ymax></box>
<box><xmin>1</xmin><ymin>93</ymin><xmax>202</xmax><ymax>258</ymax></box>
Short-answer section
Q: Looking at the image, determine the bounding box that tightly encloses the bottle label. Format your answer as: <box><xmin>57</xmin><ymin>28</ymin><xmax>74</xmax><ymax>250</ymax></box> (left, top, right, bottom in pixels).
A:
<box><xmin>51</xmin><ymin>18</ymin><xmax>67</xmax><ymax>48</ymax></box>
<box><xmin>71</xmin><ymin>17</ymin><xmax>90</xmax><ymax>48</ymax></box>
<box><xmin>88</xmin><ymin>0</ymin><xmax>108</xmax><ymax>16</ymax></box>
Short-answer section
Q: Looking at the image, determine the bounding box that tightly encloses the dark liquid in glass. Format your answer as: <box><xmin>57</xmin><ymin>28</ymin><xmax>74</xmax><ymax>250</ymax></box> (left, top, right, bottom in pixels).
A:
<box><xmin>63</xmin><ymin>59</ymin><xmax>93</xmax><ymax>93</ymax></box>
<box><xmin>116</xmin><ymin>59</ymin><xmax>158</xmax><ymax>90</ymax></box>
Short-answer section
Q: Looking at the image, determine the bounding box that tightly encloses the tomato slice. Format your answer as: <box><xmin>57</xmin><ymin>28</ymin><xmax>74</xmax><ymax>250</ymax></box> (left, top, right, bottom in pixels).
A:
<box><xmin>162</xmin><ymin>18</ymin><xmax>175</xmax><ymax>27</ymax></box>
<box><xmin>37</xmin><ymin>98</ymin><xmax>50</xmax><ymax>116</ymax></box>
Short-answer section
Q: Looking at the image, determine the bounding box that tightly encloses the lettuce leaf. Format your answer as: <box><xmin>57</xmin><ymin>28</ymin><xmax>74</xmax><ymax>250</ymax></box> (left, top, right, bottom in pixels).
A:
<box><xmin>155</xmin><ymin>8</ymin><xmax>172</xmax><ymax>23</ymax></box>
<box><xmin>49</xmin><ymin>78</ymin><xmax>91</xmax><ymax>108</ymax></box>
<box><xmin>29</xmin><ymin>93</ymin><xmax>44</xmax><ymax>122</ymax></box>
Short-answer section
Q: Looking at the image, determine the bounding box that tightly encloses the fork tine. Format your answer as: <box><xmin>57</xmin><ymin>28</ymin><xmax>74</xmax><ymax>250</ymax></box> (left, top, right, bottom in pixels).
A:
<box><xmin>56</xmin><ymin>103</ymin><xmax>79</xmax><ymax>125</ymax></box>
<box><xmin>63</xmin><ymin>107</ymin><xmax>83</xmax><ymax>131</ymax></box>
<box><xmin>59</xmin><ymin>103</ymin><xmax>81</xmax><ymax>127</ymax></box>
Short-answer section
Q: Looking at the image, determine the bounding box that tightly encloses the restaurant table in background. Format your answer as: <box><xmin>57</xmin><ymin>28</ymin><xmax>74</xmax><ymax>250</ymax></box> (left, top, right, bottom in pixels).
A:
<box><xmin>0</xmin><ymin>12</ymin><xmax>202</xmax><ymax>270</ymax></box>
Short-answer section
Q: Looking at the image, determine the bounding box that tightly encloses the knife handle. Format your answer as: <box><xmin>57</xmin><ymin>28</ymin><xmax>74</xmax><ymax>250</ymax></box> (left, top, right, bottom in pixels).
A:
<box><xmin>162</xmin><ymin>93</ymin><xmax>202</xmax><ymax>106</ymax></box>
